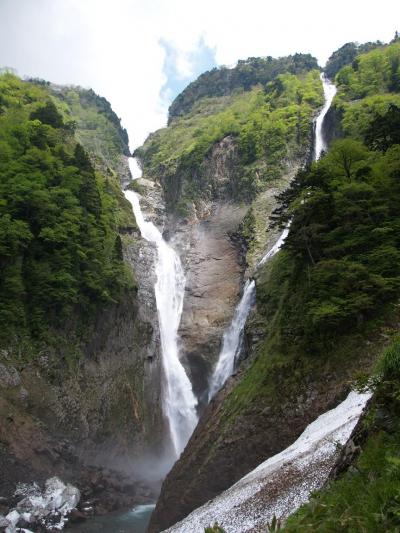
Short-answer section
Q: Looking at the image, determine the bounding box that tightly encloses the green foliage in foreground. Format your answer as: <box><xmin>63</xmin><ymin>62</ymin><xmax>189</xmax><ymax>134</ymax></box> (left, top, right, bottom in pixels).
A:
<box><xmin>283</xmin><ymin>338</ymin><xmax>400</xmax><ymax>532</ymax></box>
<box><xmin>136</xmin><ymin>68</ymin><xmax>323</xmax><ymax>212</ymax></box>
<box><xmin>0</xmin><ymin>73</ymin><xmax>134</xmax><ymax>346</ymax></box>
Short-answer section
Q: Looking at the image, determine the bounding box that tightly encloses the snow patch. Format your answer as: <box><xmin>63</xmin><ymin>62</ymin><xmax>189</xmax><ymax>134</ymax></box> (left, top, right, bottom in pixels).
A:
<box><xmin>165</xmin><ymin>390</ymin><xmax>371</xmax><ymax>533</ymax></box>
<box><xmin>7</xmin><ymin>477</ymin><xmax>80</xmax><ymax>531</ymax></box>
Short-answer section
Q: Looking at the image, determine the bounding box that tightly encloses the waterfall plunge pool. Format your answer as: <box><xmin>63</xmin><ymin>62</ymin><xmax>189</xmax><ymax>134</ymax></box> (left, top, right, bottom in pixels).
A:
<box><xmin>68</xmin><ymin>504</ymin><xmax>155</xmax><ymax>533</ymax></box>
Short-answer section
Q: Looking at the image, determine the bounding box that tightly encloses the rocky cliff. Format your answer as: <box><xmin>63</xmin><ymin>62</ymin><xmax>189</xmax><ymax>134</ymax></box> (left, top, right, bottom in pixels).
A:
<box><xmin>0</xmin><ymin>76</ymin><xmax>165</xmax><ymax>515</ymax></box>
<box><xmin>135</xmin><ymin>61</ymin><xmax>323</xmax><ymax>413</ymax></box>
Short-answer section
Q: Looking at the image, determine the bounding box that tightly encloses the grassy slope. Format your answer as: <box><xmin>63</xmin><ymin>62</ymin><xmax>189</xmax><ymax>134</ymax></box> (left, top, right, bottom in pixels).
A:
<box><xmin>51</xmin><ymin>84</ymin><xmax>135</xmax><ymax>229</ymax></box>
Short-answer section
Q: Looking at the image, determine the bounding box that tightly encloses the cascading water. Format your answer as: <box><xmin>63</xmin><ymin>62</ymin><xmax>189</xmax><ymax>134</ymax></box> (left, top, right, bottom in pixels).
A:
<box><xmin>124</xmin><ymin>162</ymin><xmax>198</xmax><ymax>458</ymax></box>
<box><xmin>314</xmin><ymin>73</ymin><xmax>337</xmax><ymax>161</ymax></box>
<box><xmin>258</xmin><ymin>226</ymin><xmax>290</xmax><ymax>267</ymax></box>
<box><xmin>208</xmin><ymin>73</ymin><xmax>336</xmax><ymax>401</ymax></box>
<box><xmin>208</xmin><ymin>279</ymin><xmax>256</xmax><ymax>400</ymax></box>
<box><xmin>208</xmin><ymin>234</ymin><xmax>287</xmax><ymax>401</ymax></box>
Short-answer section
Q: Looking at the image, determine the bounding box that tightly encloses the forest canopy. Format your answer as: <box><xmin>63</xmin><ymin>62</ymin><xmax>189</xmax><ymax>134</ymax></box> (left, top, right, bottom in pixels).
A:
<box><xmin>0</xmin><ymin>73</ymin><xmax>134</xmax><ymax>347</ymax></box>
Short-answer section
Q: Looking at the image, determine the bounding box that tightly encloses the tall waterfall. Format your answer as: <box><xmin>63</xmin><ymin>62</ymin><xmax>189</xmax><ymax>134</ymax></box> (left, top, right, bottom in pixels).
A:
<box><xmin>124</xmin><ymin>164</ymin><xmax>198</xmax><ymax>457</ymax></box>
<box><xmin>314</xmin><ymin>73</ymin><xmax>337</xmax><ymax>161</ymax></box>
<box><xmin>208</xmin><ymin>73</ymin><xmax>336</xmax><ymax>400</ymax></box>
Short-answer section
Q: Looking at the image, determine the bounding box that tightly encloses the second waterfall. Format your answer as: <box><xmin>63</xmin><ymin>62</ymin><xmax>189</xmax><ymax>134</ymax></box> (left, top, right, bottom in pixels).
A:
<box><xmin>208</xmin><ymin>73</ymin><xmax>336</xmax><ymax>401</ymax></box>
<box><xmin>124</xmin><ymin>175</ymin><xmax>197</xmax><ymax>459</ymax></box>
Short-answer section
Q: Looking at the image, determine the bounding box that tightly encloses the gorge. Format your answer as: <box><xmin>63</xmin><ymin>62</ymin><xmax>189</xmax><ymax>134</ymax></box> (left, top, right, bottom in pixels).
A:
<box><xmin>1</xmin><ymin>36</ymin><xmax>400</xmax><ymax>533</ymax></box>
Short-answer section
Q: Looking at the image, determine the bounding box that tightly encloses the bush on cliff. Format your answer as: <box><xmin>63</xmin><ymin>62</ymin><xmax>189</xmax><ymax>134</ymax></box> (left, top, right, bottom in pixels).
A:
<box><xmin>265</xmin><ymin>134</ymin><xmax>400</xmax><ymax>350</ymax></box>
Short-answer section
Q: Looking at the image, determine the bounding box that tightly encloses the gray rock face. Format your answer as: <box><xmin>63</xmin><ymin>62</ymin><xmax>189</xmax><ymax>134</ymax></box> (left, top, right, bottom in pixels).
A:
<box><xmin>138</xmin><ymin>135</ymin><xmax>249</xmax><ymax>404</ymax></box>
<box><xmin>0</xmin><ymin>364</ymin><xmax>21</xmax><ymax>388</ymax></box>
<box><xmin>173</xmin><ymin>202</ymin><xmax>247</xmax><ymax>402</ymax></box>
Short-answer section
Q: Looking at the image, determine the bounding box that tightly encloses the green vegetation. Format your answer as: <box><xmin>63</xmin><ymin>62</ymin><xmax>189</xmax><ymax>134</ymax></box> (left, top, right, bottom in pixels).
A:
<box><xmin>262</xmin><ymin>42</ymin><xmax>400</xmax><ymax>351</ymax></box>
<box><xmin>50</xmin><ymin>84</ymin><xmax>135</xmax><ymax>229</ymax></box>
<box><xmin>51</xmin><ymin>84</ymin><xmax>130</xmax><ymax>165</ymax></box>
<box><xmin>284</xmin><ymin>338</ymin><xmax>400</xmax><ymax>532</ymax></box>
<box><xmin>268</xmin><ymin>136</ymin><xmax>400</xmax><ymax>350</ymax></box>
<box><xmin>324</xmin><ymin>41</ymin><xmax>384</xmax><ymax>80</ymax></box>
<box><xmin>204</xmin><ymin>524</ymin><xmax>226</xmax><ymax>533</ymax></box>
<box><xmin>248</xmin><ymin>42</ymin><xmax>400</xmax><ymax>530</ymax></box>
<box><xmin>136</xmin><ymin>66</ymin><xmax>323</xmax><ymax>212</ymax></box>
<box><xmin>0</xmin><ymin>73</ymin><xmax>135</xmax><ymax>349</ymax></box>
<box><xmin>331</xmin><ymin>41</ymin><xmax>400</xmax><ymax>141</ymax></box>
<box><xmin>169</xmin><ymin>53</ymin><xmax>319</xmax><ymax>119</ymax></box>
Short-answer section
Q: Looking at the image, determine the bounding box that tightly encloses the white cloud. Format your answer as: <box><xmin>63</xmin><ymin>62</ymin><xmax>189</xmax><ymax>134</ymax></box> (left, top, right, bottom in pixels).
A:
<box><xmin>0</xmin><ymin>0</ymin><xmax>399</xmax><ymax>149</ymax></box>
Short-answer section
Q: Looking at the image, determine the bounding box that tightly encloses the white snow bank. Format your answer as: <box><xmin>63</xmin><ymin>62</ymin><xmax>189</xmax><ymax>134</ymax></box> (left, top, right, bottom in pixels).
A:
<box><xmin>6</xmin><ymin>477</ymin><xmax>80</xmax><ymax>532</ymax></box>
<box><xmin>165</xmin><ymin>390</ymin><xmax>371</xmax><ymax>533</ymax></box>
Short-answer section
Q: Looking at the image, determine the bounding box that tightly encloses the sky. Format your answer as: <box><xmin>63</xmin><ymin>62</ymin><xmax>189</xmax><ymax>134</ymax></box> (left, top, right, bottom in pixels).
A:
<box><xmin>0</xmin><ymin>0</ymin><xmax>399</xmax><ymax>150</ymax></box>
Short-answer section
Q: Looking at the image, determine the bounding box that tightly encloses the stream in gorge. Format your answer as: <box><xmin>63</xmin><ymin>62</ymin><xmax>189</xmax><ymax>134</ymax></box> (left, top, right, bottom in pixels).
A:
<box><xmin>69</xmin><ymin>73</ymin><xmax>337</xmax><ymax>532</ymax></box>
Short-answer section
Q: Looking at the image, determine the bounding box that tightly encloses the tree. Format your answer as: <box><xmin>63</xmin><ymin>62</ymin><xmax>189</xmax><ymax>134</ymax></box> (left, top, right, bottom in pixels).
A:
<box><xmin>365</xmin><ymin>104</ymin><xmax>400</xmax><ymax>151</ymax></box>
<box><xmin>30</xmin><ymin>100</ymin><xmax>64</xmax><ymax>128</ymax></box>
<box><xmin>324</xmin><ymin>139</ymin><xmax>369</xmax><ymax>179</ymax></box>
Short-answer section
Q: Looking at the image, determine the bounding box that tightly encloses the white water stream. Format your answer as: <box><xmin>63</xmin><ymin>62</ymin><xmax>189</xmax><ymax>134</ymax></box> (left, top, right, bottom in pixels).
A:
<box><xmin>125</xmin><ymin>73</ymin><xmax>336</xmax><ymax>449</ymax></box>
<box><xmin>207</xmin><ymin>229</ymin><xmax>289</xmax><ymax>401</ymax></box>
<box><xmin>125</xmin><ymin>161</ymin><xmax>197</xmax><ymax>458</ymax></box>
<box><xmin>208</xmin><ymin>74</ymin><xmax>336</xmax><ymax>400</ymax></box>
<box><xmin>314</xmin><ymin>73</ymin><xmax>337</xmax><ymax>161</ymax></box>
<box><xmin>207</xmin><ymin>279</ymin><xmax>256</xmax><ymax>400</ymax></box>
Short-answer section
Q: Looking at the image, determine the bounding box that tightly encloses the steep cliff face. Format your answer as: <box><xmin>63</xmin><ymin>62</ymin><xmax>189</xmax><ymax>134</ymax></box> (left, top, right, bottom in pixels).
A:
<box><xmin>168</xmin><ymin>136</ymin><xmax>246</xmax><ymax>403</ymax></box>
<box><xmin>136</xmin><ymin>62</ymin><xmax>323</xmax><ymax>416</ymax></box>
<box><xmin>149</xmin><ymin>300</ymin><xmax>389</xmax><ymax>532</ymax></box>
<box><xmin>130</xmin><ymin>58</ymin><xmax>323</xmax><ymax>530</ymax></box>
<box><xmin>0</xmin><ymin>75</ymin><xmax>164</xmax><ymax>510</ymax></box>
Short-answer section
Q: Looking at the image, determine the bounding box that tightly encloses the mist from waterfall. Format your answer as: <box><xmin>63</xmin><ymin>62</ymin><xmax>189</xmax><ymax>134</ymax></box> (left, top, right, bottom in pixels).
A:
<box><xmin>208</xmin><ymin>73</ymin><xmax>336</xmax><ymax>401</ymax></box>
<box><xmin>124</xmin><ymin>161</ymin><xmax>198</xmax><ymax>458</ymax></box>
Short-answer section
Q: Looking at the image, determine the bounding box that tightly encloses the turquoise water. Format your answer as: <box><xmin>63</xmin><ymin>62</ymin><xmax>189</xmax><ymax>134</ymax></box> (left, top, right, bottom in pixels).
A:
<box><xmin>68</xmin><ymin>504</ymin><xmax>155</xmax><ymax>533</ymax></box>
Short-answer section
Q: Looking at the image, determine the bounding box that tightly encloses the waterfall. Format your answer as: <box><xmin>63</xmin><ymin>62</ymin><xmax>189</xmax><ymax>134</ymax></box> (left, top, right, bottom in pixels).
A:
<box><xmin>207</xmin><ymin>233</ymin><xmax>287</xmax><ymax>401</ymax></box>
<box><xmin>314</xmin><ymin>73</ymin><xmax>337</xmax><ymax>161</ymax></box>
<box><xmin>124</xmin><ymin>163</ymin><xmax>198</xmax><ymax>458</ymax></box>
<box><xmin>208</xmin><ymin>73</ymin><xmax>336</xmax><ymax>401</ymax></box>
<box><xmin>208</xmin><ymin>279</ymin><xmax>256</xmax><ymax>400</ymax></box>
<box><xmin>258</xmin><ymin>226</ymin><xmax>290</xmax><ymax>267</ymax></box>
